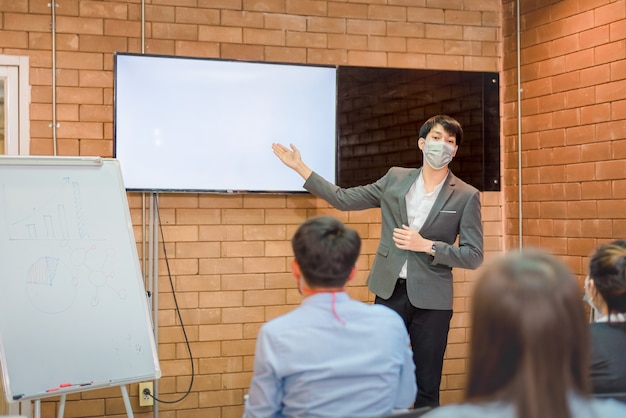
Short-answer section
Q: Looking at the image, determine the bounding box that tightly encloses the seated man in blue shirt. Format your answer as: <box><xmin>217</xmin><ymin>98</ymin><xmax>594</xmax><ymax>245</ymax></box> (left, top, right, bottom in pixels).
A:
<box><xmin>243</xmin><ymin>215</ymin><xmax>416</xmax><ymax>418</ymax></box>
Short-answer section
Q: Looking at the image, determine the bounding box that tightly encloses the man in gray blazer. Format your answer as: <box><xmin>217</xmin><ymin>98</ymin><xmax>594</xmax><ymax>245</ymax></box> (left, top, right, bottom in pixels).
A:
<box><xmin>272</xmin><ymin>114</ymin><xmax>484</xmax><ymax>408</ymax></box>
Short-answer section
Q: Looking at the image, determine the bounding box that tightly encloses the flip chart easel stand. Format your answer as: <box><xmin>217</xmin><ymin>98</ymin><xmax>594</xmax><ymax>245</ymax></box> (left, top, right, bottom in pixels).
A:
<box><xmin>32</xmin><ymin>385</ymin><xmax>134</xmax><ymax>418</ymax></box>
<box><xmin>0</xmin><ymin>155</ymin><xmax>161</xmax><ymax>417</ymax></box>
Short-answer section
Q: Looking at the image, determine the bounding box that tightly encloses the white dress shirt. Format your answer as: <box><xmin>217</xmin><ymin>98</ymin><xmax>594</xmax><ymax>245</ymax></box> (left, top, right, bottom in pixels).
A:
<box><xmin>398</xmin><ymin>172</ymin><xmax>445</xmax><ymax>279</ymax></box>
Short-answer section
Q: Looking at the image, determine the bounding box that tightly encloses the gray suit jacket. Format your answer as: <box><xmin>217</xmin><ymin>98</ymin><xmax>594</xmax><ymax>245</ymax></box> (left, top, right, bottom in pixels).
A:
<box><xmin>304</xmin><ymin>167</ymin><xmax>483</xmax><ymax>310</ymax></box>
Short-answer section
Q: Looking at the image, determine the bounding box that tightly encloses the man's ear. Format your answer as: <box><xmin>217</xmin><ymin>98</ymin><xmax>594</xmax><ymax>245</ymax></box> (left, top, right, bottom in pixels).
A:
<box><xmin>292</xmin><ymin>259</ymin><xmax>301</xmax><ymax>279</ymax></box>
<box><xmin>292</xmin><ymin>259</ymin><xmax>304</xmax><ymax>294</ymax></box>
<box><xmin>588</xmin><ymin>277</ymin><xmax>597</xmax><ymax>299</ymax></box>
<box><xmin>346</xmin><ymin>266</ymin><xmax>357</xmax><ymax>283</ymax></box>
<box><xmin>417</xmin><ymin>137</ymin><xmax>425</xmax><ymax>150</ymax></box>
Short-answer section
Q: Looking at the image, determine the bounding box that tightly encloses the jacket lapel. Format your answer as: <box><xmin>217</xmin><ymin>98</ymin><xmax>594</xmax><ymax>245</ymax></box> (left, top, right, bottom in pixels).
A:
<box><xmin>420</xmin><ymin>171</ymin><xmax>456</xmax><ymax>233</ymax></box>
<box><xmin>397</xmin><ymin>168</ymin><xmax>421</xmax><ymax>225</ymax></box>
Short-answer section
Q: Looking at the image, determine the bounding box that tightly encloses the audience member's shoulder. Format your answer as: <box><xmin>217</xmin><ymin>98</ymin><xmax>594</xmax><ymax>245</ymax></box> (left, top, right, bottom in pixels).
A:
<box><xmin>257</xmin><ymin>306</ymin><xmax>303</xmax><ymax>333</ymax></box>
<box><xmin>422</xmin><ymin>402</ymin><xmax>510</xmax><ymax>418</ymax></box>
<box><xmin>591</xmin><ymin>321</ymin><xmax>626</xmax><ymax>332</ymax></box>
<box><xmin>589</xmin><ymin>397</ymin><xmax>626</xmax><ymax>415</ymax></box>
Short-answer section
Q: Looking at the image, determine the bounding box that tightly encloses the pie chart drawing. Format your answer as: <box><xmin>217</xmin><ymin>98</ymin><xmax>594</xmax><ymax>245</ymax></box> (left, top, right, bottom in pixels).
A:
<box><xmin>25</xmin><ymin>256</ymin><xmax>77</xmax><ymax>314</ymax></box>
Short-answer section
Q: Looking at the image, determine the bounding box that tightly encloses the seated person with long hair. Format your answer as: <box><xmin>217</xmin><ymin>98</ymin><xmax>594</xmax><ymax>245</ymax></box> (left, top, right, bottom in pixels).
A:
<box><xmin>585</xmin><ymin>239</ymin><xmax>626</xmax><ymax>394</ymax></box>
<box><xmin>423</xmin><ymin>249</ymin><xmax>626</xmax><ymax>418</ymax></box>
<box><xmin>243</xmin><ymin>215</ymin><xmax>416</xmax><ymax>418</ymax></box>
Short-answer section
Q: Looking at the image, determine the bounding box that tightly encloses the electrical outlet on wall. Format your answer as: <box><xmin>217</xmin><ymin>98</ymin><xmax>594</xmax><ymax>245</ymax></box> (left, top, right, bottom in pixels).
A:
<box><xmin>139</xmin><ymin>382</ymin><xmax>154</xmax><ymax>407</ymax></box>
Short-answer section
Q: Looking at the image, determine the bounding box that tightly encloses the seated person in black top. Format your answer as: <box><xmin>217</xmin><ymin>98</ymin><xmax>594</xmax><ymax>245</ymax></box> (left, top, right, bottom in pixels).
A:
<box><xmin>585</xmin><ymin>239</ymin><xmax>626</xmax><ymax>394</ymax></box>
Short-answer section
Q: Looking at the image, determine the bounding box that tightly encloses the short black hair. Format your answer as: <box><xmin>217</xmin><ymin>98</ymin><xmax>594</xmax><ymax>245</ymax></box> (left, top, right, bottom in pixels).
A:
<box><xmin>418</xmin><ymin>114</ymin><xmax>464</xmax><ymax>147</ymax></box>
<box><xmin>291</xmin><ymin>215</ymin><xmax>361</xmax><ymax>288</ymax></box>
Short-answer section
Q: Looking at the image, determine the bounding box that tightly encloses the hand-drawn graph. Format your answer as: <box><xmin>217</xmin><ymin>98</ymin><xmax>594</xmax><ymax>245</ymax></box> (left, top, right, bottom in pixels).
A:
<box><xmin>61</xmin><ymin>241</ymin><xmax>127</xmax><ymax>306</ymax></box>
<box><xmin>4</xmin><ymin>177</ymin><xmax>89</xmax><ymax>240</ymax></box>
<box><xmin>25</xmin><ymin>255</ymin><xmax>77</xmax><ymax>314</ymax></box>
<box><xmin>1</xmin><ymin>176</ymin><xmax>127</xmax><ymax>313</ymax></box>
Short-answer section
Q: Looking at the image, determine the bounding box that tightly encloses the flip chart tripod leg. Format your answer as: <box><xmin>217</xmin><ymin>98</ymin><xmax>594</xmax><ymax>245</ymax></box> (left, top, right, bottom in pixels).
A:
<box><xmin>120</xmin><ymin>385</ymin><xmax>134</xmax><ymax>418</ymax></box>
<box><xmin>57</xmin><ymin>394</ymin><xmax>66</xmax><ymax>418</ymax></box>
<box><xmin>34</xmin><ymin>399</ymin><xmax>40</xmax><ymax>418</ymax></box>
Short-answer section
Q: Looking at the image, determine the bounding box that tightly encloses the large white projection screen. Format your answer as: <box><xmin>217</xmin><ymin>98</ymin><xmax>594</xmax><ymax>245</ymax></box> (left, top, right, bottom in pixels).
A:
<box><xmin>114</xmin><ymin>54</ymin><xmax>337</xmax><ymax>192</ymax></box>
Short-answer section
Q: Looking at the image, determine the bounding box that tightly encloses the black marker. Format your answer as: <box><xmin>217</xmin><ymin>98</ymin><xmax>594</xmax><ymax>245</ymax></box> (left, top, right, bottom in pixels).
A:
<box><xmin>13</xmin><ymin>394</ymin><xmax>24</xmax><ymax>400</ymax></box>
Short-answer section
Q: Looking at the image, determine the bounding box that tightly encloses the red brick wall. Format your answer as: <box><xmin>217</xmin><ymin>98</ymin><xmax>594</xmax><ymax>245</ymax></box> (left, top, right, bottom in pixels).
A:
<box><xmin>0</xmin><ymin>1</ymin><xmax>504</xmax><ymax>417</ymax></box>
<box><xmin>501</xmin><ymin>0</ymin><xmax>626</xmax><ymax>281</ymax></box>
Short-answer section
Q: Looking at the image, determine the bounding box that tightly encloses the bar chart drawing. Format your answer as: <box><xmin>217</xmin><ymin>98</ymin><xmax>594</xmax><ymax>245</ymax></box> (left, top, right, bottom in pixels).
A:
<box><xmin>3</xmin><ymin>177</ymin><xmax>89</xmax><ymax>241</ymax></box>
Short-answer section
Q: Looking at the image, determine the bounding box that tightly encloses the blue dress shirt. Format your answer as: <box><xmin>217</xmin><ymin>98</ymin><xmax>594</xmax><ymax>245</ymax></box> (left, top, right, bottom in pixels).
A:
<box><xmin>243</xmin><ymin>292</ymin><xmax>416</xmax><ymax>418</ymax></box>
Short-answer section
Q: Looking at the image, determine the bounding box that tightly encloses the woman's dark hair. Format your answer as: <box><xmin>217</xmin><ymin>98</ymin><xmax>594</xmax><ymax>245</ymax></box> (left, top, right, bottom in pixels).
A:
<box><xmin>291</xmin><ymin>215</ymin><xmax>361</xmax><ymax>288</ymax></box>
<box><xmin>418</xmin><ymin>114</ymin><xmax>464</xmax><ymax>147</ymax></box>
<box><xmin>588</xmin><ymin>239</ymin><xmax>626</xmax><ymax>315</ymax></box>
<box><xmin>466</xmin><ymin>249</ymin><xmax>590</xmax><ymax>418</ymax></box>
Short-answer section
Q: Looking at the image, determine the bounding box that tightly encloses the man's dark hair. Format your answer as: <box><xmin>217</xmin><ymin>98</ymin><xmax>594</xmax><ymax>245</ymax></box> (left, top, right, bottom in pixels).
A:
<box><xmin>291</xmin><ymin>215</ymin><xmax>361</xmax><ymax>288</ymax></box>
<box><xmin>418</xmin><ymin>114</ymin><xmax>464</xmax><ymax>147</ymax></box>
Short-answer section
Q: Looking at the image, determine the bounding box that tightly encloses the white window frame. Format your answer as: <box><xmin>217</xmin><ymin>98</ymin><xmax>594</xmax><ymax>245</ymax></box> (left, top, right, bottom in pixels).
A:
<box><xmin>0</xmin><ymin>55</ymin><xmax>30</xmax><ymax>155</ymax></box>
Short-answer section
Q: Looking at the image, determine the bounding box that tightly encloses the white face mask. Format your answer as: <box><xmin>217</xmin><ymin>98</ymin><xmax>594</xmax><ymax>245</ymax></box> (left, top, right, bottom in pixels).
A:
<box><xmin>422</xmin><ymin>140</ymin><xmax>456</xmax><ymax>170</ymax></box>
<box><xmin>584</xmin><ymin>276</ymin><xmax>602</xmax><ymax>319</ymax></box>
